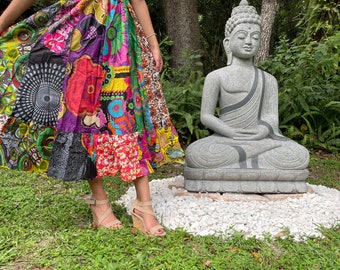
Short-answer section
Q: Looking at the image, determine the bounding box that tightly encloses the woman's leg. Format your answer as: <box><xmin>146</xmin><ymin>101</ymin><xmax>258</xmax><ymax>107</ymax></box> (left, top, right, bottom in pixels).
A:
<box><xmin>87</xmin><ymin>178</ymin><xmax>122</xmax><ymax>228</ymax></box>
<box><xmin>132</xmin><ymin>175</ymin><xmax>165</xmax><ymax>235</ymax></box>
<box><xmin>88</xmin><ymin>178</ymin><xmax>108</xmax><ymax>200</ymax></box>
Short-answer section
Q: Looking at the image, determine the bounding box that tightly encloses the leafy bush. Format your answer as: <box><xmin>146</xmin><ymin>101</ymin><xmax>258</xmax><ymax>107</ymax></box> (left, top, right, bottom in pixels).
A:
<box><xmin>294</xmin><ymin>0</ymin><xmax>340</xmax><ymax>44</ymax></box>
<box><xmin>259</xmin><ymin>33</ymin><xmax>340</xmax><ymax>151</ymax></box>
<box><xmin>161</xmin><ymin>50</ymin><xmax>210</xmax><ymax>146</ymax></box>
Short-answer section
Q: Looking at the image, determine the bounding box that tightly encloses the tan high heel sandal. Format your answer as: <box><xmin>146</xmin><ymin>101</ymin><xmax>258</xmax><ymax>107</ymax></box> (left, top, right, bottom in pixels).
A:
<box><xmin>86</xmin><ymin>198</ymin><xmax>122</xmax><ymax>229</ymax></box>
<box><xmin>130</xmin><ymin>200</ymin><xmax>166</xmax><ymax>237</ymax></box>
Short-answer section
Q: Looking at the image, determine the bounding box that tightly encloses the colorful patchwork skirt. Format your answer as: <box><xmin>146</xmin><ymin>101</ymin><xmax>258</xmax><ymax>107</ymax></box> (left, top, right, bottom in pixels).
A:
<box><xmin>0</xmin><ymin>0</ymin><xmax>183</xmax><ymax>181</ymax></box>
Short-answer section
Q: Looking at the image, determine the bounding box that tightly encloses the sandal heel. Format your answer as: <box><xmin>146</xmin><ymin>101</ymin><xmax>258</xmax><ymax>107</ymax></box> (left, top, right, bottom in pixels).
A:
<box><xmin>130</xmin><ymin>199</ymin><xmax>166</xmax><ymax>237</ymax></box>
<box><xmin>85</xmin><ymin>197</ymin><xmax>122</xmax><ymax>229</ymax></box>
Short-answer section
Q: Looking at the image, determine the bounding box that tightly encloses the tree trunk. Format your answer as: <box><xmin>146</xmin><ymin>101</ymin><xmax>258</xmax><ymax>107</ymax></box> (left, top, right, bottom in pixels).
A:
<box><xmin>256</xmin><ymin>0</ymin><xmax>277</xmax><ymax>63</ymax></box>
<box><xmin>161</xmin><ymin>0</ymin><xmax>202</xmax><ymax>69</ymax></box>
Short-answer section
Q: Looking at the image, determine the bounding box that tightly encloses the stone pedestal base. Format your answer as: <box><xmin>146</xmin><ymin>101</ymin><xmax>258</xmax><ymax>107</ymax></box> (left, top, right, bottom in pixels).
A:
<box><xmin>184</xmin><ymin>167</ymin><xmax>309</xmax><ymax>193</ymax></box>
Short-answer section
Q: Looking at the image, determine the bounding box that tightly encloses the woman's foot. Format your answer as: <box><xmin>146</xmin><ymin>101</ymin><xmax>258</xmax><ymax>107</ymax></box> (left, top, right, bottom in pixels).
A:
<box><xmin>86</xmin><ymin>198</ymin><xmax>122</xmax><ymax>229</ymax></box>
<box><xmin>130</xmin><ymin>200</ymin><xmax>166</xmax><ymax>237</ymax></box>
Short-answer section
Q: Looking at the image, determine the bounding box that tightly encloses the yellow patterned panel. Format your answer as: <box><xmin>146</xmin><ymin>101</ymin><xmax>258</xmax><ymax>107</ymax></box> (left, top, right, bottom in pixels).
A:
<box><xmin>102</xmin><ymin>66</ymin><xmax>130</xmax><ymax>93</ymax></box>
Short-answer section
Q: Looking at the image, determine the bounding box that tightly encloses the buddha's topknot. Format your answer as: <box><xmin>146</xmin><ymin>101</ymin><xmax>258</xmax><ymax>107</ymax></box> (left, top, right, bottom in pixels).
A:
<box><xmin>225</xmin><ymin>0</ymin><xmax>262</xmax><ymax>37</ymax></box>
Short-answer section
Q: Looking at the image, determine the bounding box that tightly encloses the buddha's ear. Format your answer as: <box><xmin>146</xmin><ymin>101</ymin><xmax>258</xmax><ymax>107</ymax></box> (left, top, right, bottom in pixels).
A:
<box><xmin>223</xmin><ymin>37</ymin><xmax>233</xmax><ymax>66</ymax></box>
<box><xmin>223</xmin><ymin>37</ymin><xmax>230</xmax><ymax>55</ymax></box>
<box><xmin>223</xmin><ymin>37</ymin><xmax>229</xmax><ymax>48</ymax></box>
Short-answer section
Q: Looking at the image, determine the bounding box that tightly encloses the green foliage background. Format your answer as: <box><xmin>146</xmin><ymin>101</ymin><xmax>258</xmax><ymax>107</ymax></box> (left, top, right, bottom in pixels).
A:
<box><xmin>259</xmin><ymin>33</ymin><xmax>340</xmax><ymax>151</ymax></box>
<box><xmin>161</xmin><ymin>0</ymin><xmax>340</xmax><ymax>152</ymax></box>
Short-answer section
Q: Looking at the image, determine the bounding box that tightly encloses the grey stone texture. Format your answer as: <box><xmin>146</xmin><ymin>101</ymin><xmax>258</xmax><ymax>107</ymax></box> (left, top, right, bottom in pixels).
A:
<box><xmin>184</xmin><ymin>0</ymin><xmax>310</xmax><ymax>193</ymax></box>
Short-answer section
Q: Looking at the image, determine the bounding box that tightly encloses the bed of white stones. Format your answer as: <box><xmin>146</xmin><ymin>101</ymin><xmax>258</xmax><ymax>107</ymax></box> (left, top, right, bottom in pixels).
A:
<box><xmin>117</xmin><ymin>175</ymin><xmax>340</xmax><ymax>241</ymax></box>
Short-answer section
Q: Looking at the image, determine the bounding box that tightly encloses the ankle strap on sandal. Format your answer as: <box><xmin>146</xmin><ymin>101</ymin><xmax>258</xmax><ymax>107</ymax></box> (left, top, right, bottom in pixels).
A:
<box><xmin>134</xmin><ymin>200</ymin><xmax>152</xmax><ymax>207</ymax></box>
<box><xmin>85</xmin><ymin>198</ymin><xmax>109</xmax><ymax>206</ymax></box>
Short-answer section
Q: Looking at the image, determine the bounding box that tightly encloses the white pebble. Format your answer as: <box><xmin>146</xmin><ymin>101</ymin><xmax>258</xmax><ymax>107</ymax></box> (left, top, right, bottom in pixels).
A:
<box><xmin>116</xmin><ymin>177</ymin><xmax>340</xmax><ymax>241</ymax></box>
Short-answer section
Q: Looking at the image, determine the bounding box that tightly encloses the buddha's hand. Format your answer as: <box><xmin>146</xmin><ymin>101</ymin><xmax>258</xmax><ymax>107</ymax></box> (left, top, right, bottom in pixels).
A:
<box><xmin>233</xmin><ymin>125</ymin><xmax>269</xmax><ymax>140</ymax></box>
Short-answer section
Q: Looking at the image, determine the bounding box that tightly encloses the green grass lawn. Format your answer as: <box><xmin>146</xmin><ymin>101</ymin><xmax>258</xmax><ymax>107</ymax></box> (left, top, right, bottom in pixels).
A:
<box><xmin>0</xmin><ymin>151</ymin><xmax>339</xmax><ymax>270</ymax></box>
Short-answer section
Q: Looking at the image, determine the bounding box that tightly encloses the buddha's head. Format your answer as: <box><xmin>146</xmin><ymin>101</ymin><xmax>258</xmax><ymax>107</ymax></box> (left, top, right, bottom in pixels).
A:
<box><xmin>224</xmin><ymin>0</ymin><xmax>262</xmax><ymax>65</ymax></box>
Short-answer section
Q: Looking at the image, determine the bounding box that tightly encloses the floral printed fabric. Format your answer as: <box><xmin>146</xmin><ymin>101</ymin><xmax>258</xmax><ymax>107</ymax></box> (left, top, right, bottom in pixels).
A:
<box><xmin>0</xmin><ymin>0</ymin><xmax>184</xmax><ymax>181</ymax></box>
<box><xmin>84</xmin><ymin>132</ymin><xmax>148</xmax><ymax>181</ymax></box>
<box><xmin>133</xmin><ymin>14</ymin><xmax>184</xmax><ymax>167</ymax></box>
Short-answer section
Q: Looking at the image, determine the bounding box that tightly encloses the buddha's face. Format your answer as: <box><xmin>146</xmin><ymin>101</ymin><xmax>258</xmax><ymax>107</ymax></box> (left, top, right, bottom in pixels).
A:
<box><xmin>228</xmin><ymin>23</ymin><xmax>261</xmax><ymax>60</ymax></box>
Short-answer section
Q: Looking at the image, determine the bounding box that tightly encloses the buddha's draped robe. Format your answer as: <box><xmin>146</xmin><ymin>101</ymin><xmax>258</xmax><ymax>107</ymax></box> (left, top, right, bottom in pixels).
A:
<box><xmin>185</xmin><ymin>67</ymin><xmax>309</xmax><ymax>170</ymax></box>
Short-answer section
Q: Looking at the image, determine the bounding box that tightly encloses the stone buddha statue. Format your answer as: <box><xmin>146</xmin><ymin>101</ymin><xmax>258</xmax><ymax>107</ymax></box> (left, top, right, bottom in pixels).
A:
<box><xmin>184</xmin><ymin>0</ymin><xmax>310</xmax><ymax>193</ymax></box>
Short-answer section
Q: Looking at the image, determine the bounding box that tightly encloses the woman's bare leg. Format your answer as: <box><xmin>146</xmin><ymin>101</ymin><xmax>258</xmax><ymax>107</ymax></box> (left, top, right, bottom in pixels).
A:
<box><xmin>87</xmin><ymin>178</ymin><xmax>121</xmax><ymax>228</ymax></box>
<box><xmin>133</xmin><ymin>175</ymin><xmax>165</xmax><ymax>235</ymax></box>
<box><xmin>88</xmin><ymin>178</ymin><xmax>108</xmax><ymax>200</ymax></box>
